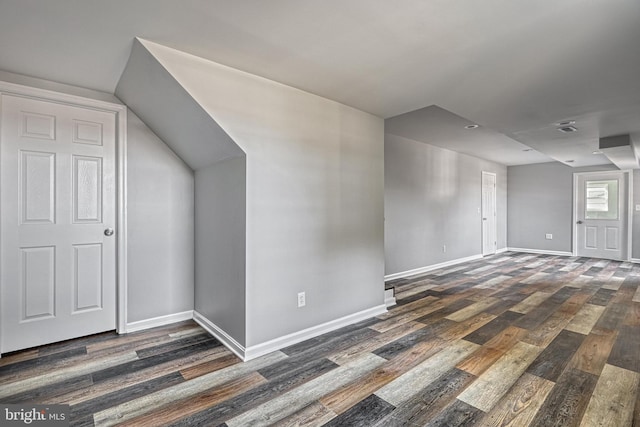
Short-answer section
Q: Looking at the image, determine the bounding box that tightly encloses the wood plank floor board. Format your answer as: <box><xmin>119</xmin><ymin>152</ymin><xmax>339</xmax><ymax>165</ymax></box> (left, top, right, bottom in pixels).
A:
<box><xmin>3</xmin><ymin>253</ymin><xmax>639</xmax><ymax>426</ymax></box>
<box><xmin>119</xmin><ymin>371</ymin><xmax>267</xmax><ymax>427</ymax></box>
<box><xmin>133</xmin><ymin>356</ymin><xmax>338</xmax><ymax>427</ymax></box>
<box><xmin>90</xmin><ymin>338</ymin><xmax>221</xmax><ymax>383</ymax></box>
<box><xmin>271</xmin><ymin>402</ymin><xmax>336</xmax><ymax>427</ymax></box>
<box><xmin>564</xmin><ymin>303</ymin><xmax>606</xmax><ymax>335</ymax></box>
<box><xmin>589</xmin><ymin>288</ymin><xmax>617</xmax><ymax>306</ymax></box>
<box><xmin>0</xmin><ymin>346</ymin><xmax>88</xmax><ymax>378</ymax></box>
<box><xmin>53</xmin><ymin>345</ymin><xmax>233</xmax><ymax>406</ymax></box>
<box><xmin>69</xmin><ymin>372</ymin><xmax>185</xmax><ymax>419</ymax></box>
<box><xmin>457</xmin><ymin>341</ymin><xmax>543</xmax><ymax>412</ymax></box>
<box><xmin>223</xmin><ymin>353</ymin><xmax>386</xmax><ymax>427</ymax></box>
<box><xmin>567</xmin><ymin>330</ymin><xmax>617</xmax><ymax>376</ymax></box>
<box><xmin>462</xmin><ymin>310</ymin><xmax>523</xmax><ymax>346</ymax></box>
<box><xmin>529</xmin><ymin>368</ymin><xmax>598</xmax><ymax>427</ymax></box>
<box><xmin>372</xmin><ymin>324</ymin><xmax>442</xmax><ymax>360</ymax></box>
<box><xmin>322</xmin><ymin>394</ymin><xmax>394</xmax><ymax>427</ymax></box>
<box><xmin>1</xmin><ymin>374</ymin><xmax>94</xmax><ymax>404</ymax></box>
<box><xmin>328</xmin><ymin>321</ymin><xmax>425</xmax><ymax>366</ymax></box>
<box><xmin>374</xmin><ymin>339</ymin><xmax>479</xmax><ymax>406</ymax></box>
<box><xmin>92</xmin><ymin>350</ymin><xmax>288</xmax><ymax>426</ymax></box>
<box><xmin>478</xmin><ymin>372</ymin><xmax>555</xmax><ymax>427</ymax></box>
<box><xmin>320</xmin><ymin>339</ymin><xmax>447</xmax><ymax>415</ymax></box>
<box><xmin>526</xmin><ymin>329</ymin><xmax>585</xmax><ymax>382</ymax></box>
<box><xmin>607</xmin><ymin>324</ymin><xmax>640</xmax><ymax>373</ymax></box>
<box><xmin>374</xmin><ymin>367</ymin><xmax>477</xmax><ymax>427</ymax></box>
<box><xmin>580</xmin><ymin>363</ymin><xmax>639</xmax><ymax>427</ymax></box>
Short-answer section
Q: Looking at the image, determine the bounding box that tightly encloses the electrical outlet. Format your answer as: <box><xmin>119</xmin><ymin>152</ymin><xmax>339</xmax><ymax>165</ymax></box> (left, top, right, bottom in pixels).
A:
<box><xmin>442</xmin><ymin>245</ymin><xmax>447</xmax><ymax>253</ymax></box>
<box><xmin>545</xmin><ymin>233</ymin><xmax>553</xmax><ymax>240</ymax></box>
<box><xmin>297</xmin><ymin>292</ymin><xmax>306</xmax><ymax>308</ymax></box>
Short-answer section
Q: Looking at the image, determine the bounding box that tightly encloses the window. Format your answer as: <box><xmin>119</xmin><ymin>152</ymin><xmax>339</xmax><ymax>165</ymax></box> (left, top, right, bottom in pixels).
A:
<box><xmin>585</xmin><ymin>179</ymin><xmax>618</xmax><ymax>220</ymax></box>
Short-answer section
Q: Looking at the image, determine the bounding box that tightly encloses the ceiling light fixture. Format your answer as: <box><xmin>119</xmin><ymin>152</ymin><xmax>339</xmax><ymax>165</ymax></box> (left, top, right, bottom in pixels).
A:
<box><xmin>522</xmin><ymin>148</ymin><xmax>533</xmax><ymax>152</ymax></box>
<box><xmin>566</xmin><ymin>160</ymin><xmax>575</xmax><ymax>163</ymax></box>
<box><xmin>465</xmin><ymin>124</ymin><xmax>479</xmax><ymax>129</ymax></box>
<box><xmin>557</xmin><ymin>126</ymin><xmax>578</xmax><ymax>133</ymax></box>
<box><xmin>555</xmin><ymin>120</ymin><xmax>576</xmax><ymax>127</ymax></box>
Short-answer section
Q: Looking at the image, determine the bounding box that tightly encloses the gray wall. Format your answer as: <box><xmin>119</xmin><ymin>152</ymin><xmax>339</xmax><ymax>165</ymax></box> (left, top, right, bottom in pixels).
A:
<box><xmin>126</xmin><ymin>110</ymin><xmax>195</xmax><ymax>322</ymax></box>
<box><xmin>507</xmin><ymin>162</ymin><xmax>619</xmax><ymax>253</ymax></box>
<box><xmin>139</xmin><ymin>40</ymin><xmax>385</xmax><ymax>347</ymax></box>
<box><xmin>195</xmin><ymin>156</ymin><xmax>247</xmax><ymax>345</ymax></box>
<box><xmin>384</xmin><ymin>134</ymin><xmax>507</xmax><ymax>276</ymax></box>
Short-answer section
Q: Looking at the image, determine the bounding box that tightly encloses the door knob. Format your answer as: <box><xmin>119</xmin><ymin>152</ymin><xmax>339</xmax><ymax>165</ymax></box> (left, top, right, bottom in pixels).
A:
<box><xmin>576</xmin><ymin>220</ymin><xmax>583</xmax><ymax>224</ymax></box>
<box><xmin>104</xmin><ymin>228</ymin><xmax>114</xmax><ymax>236</ymax></box>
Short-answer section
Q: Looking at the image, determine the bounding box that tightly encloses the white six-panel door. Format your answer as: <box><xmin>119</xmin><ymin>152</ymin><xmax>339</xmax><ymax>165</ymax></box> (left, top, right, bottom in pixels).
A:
<box><xmin>1</xmin><ymin>94</ymin><xmax>117</xmax><ymax>353</ymax></box>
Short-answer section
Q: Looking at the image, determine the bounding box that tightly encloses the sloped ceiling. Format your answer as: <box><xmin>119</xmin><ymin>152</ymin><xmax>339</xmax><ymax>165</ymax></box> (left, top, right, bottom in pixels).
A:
<box><xmin>1</xmin><ymin>0</ymin><xmax>639</xmax><ymax>167</ymax></box>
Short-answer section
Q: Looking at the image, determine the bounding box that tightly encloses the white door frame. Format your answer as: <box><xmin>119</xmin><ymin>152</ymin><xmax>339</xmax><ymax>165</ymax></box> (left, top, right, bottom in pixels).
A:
<box><xmin>481</xmin><ymin>171</ymin><xmax>497</xmax><ymax>256</ymax></box>
<box><xmin>572</xmin><ymin>170</ymin><xmax>633</xmax><ymax>260</ymax></box>
<box><xmin>0</xmin><ymin>80</ymin><xmax>128</xmax><ymax>349</ymax></box>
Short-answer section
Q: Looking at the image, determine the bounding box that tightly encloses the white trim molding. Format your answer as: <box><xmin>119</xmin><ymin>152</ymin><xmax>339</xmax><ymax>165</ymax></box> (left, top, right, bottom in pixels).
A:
<box><xmin>496</xmin><ymin>247</ymin><xmax>509</xmax><ymax>254</ymax></box>
<box><xmin>631</xmin><ymin>258</ymin><xmax>640</xmax><ymax>264</ymax></box>
<box><xmin>243</xmin><ymin>304</ymin><xmax>387</xmax><ymax>361</ymax></box>
<box><xmin>508</xmin><ymin>247</ymin><xmax>573</xmax><ymax>257</ymax></box>
<box><xmin>385</xmin><ymin>254</ymin><xmax>483</xmax><ymax>281</ymax></box>
<box><xmin>384</xmin><ymin>289</ymin><xmax>396</xmax><ymax>308</ymax></box>
<box><xmin>126</xmin><ymin>310</ymin><xmax>194</xmax><ymax>333</ymax></box>
<box><xmin>195</xmin><ymin>305</ymin><xmax>387</xmax><ymax>362</ymax></box>
<box><xmin>193</xmin><ymin>311</ymin><xmax>246</xmax><ymax>360</ymax></box>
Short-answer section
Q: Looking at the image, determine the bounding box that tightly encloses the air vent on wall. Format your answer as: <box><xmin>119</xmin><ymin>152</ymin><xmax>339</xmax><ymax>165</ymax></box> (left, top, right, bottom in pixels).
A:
<box><xmin>557</xmin><ymin>126</ymin><xmax>578</xmax><ymax>133</ymax></box>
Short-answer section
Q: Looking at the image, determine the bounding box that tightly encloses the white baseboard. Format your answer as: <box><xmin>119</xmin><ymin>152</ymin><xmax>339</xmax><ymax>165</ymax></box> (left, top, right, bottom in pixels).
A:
<box><xmin>193</xmin><ymin>311</ymin><xmax>246</xmax><ymax>361</ymax></box>
<box><xmin>125</xmin><ymin>310</ymin><xmax>194</xmax><ymax>333</ymax></box>
<box><xmin>243</xmin><ymin>304</ymin><xmax>387</xmax><ymax>361</ymax></box>
<box><xmin>507</xmin><ymin>247</ymin><xmax>573</xmax><ymax>257</ymax></box>
<box><xmin>496</xmin><ymin>247</ymin><xmax>508</xmax><ymax>254</ymax></box>
<box><xmin>630</xmin><ymin>258</ymin><xmax>640</xmax><ymax>264</ymax></box>
<box><xmin>385</xmin><ymin>254</ymin><xmax>483</xmax><ymax>281</ymax></box>
<box><xmin>384</xmin><ymin>289</ymin><xmax>396</xmax><ymax>308</ymax></box>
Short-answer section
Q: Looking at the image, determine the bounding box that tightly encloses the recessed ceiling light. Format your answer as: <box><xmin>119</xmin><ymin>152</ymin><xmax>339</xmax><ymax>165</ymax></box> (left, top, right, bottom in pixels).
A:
<box><xmin>592</xmin><ymin>150</ymin><xmax>603</xmax><ymax>155</ymax></box>
<box><xmin>566</xmin><ymin>160</ymin><xmax>575</xmax><ymax>163</ymax></box>
<box><xmin>556</xmin><ymin>120</ymin><xmax>576</xmax><ymax>127</ymax></box>
<box><xmin>522</xmin><ymin>148</ymin><xmax>533</xmax><ymax>152</ymax></box>
<box><xmin>465</xmin><ymin>124</ymin><xmax>479</xmax><ymax>129</ymax></box>
<box><xmin>557</xmin><ymin>126</ymin><xmax>578</xmax><ymax>133</ymax></box>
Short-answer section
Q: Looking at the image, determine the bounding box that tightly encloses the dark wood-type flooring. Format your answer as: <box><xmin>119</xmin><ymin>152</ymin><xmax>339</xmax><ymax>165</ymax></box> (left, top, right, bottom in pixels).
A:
<box><xmin>1</xmin><ymin>252</ymin><xmax>640</xmax><ymax>426</ymax></box>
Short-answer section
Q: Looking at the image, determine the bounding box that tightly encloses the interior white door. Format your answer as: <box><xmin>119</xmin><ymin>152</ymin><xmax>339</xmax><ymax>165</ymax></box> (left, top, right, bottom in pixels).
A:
<box><xmin>576</xmin><ymin>172</ymin><xmax>627</xmax><ymax>260</ymax></box>
<box><xmin>1</xmin><ymin>94</ymin><xmax>117</xmax><ymax>353</ymax></box>
<box><xmin>482</xmin><ymin>171</ymin><xmax>497</xmax><ymax>256</ymax></box>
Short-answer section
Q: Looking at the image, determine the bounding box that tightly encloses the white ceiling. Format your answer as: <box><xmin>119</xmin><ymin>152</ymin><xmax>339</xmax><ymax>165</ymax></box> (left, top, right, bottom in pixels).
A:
<box><xmin>1</xmin><ymin>0</ymin><xmax>639</xmax><ymax>167</ymax></box>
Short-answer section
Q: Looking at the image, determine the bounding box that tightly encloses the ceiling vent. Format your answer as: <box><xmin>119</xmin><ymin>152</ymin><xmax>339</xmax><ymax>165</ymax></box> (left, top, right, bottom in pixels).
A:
<box><xmin>557</xmin><ymin>126</ymin><xmax>578</xmax><ymax>133</ymax></box>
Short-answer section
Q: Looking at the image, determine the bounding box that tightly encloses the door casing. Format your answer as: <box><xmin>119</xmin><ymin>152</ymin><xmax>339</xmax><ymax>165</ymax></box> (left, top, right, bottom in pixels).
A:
<box><xmin>572</xmin><ymin>170</ymin><xmax>633</xmax><ymax>260</ymax></box>
<box><xmin>0</xmin><ymin>80</ymin><xmax>128</xmax><ymax>355</ymax></box>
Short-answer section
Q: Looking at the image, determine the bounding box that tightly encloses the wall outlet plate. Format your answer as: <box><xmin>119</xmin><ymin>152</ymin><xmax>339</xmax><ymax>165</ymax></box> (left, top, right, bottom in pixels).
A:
<box><xmin>297</xmin><ymin>292</ymin><xmax>306</xmax><ymax>307</ymax></box>
<box><xmin>545</xmin><ymin>233</ymin><xmax>553</xmax><ymax>240</ymax></box>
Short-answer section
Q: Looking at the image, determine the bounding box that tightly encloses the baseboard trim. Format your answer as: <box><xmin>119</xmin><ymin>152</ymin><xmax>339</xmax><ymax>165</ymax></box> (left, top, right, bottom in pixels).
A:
<box><xmin>496</xmin><ymin>247</ymin><xmax>508</xmax><ymax>254</ymax></box>
<box><xmin>384</xmin><ymin>289</ymin><xmax>396</xmax><ymax>308</ymax></box>
<box><xmin>243</xmin><ymin>304</ymin><xmax>388</xmax><ymax>361</ymax></box>
<box><xmin>508</xmin><ymin>247</ymin><xmax>573</xmax><ymax>257</ymax></box>
<box><xmin>192</xmin><ymin>311</ymin><xmax>246</xmax><ymax>361</ymax></box>
<box><xmin>630</xmin><ymin>258</ymin><xmax>640</xmax><ymax>264</ymax></box>
<box><xmin>385</xmin><ymin>254</ymin><xmax>483</xmax><ymax>281</ymax></box>
<box><xmin>125</xmin><ymin>310</ymin><xmax>194</xmax><ymax>333</ymax></box>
